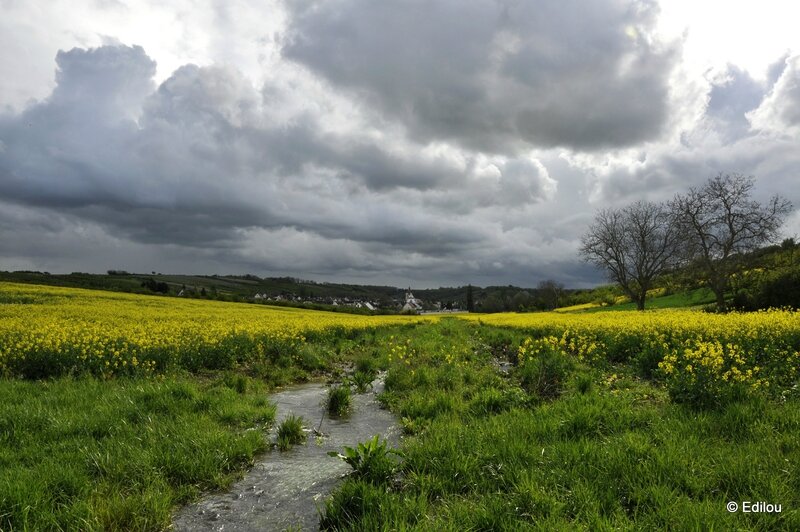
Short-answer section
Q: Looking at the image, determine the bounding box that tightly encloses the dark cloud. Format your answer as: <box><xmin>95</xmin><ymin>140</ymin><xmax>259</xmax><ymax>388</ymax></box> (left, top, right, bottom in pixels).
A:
<box><xmin>0</xmin><ymin>44</ymin><xmax>570</xmax><ymax>286</ymax></box>
<box><xmin>283</xmin><ymin>0</ymin><xmax>678</xmax><ymax>151</ymax></box>
<box><xmin>1</xmin><ymin>15</ymin><xmax>796</xmax><ymax>290</ymax></box>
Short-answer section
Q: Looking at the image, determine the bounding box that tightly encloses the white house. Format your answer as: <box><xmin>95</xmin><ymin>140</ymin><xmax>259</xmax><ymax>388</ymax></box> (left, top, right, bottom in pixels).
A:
<box><xmin>401</xmin><ymin>289</ymin><xmax>423</xmax><ymax>313</ymax></box>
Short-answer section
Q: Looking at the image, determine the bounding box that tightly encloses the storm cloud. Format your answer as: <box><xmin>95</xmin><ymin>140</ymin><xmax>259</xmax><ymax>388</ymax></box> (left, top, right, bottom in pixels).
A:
<box><xmin>0</xmin><ymin>43</ymin><xmax>563</xmax><ymax>285</ymax></box>
<box><xmin>0</xmin><ymin>1</ymin><xmax>799</xmax><ymax>287</ymax></box>
<box><xmin>283</xmin><ymin>0</ymin><xmax>678</xmax><ymax>152</ymax></box>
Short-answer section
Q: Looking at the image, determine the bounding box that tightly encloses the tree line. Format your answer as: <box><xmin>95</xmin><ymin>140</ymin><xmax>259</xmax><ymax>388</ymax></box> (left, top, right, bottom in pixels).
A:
<box><xmin>581</xmin><ymin>173</ymin><xmax>793</xmax><ymax>311</ymax></box>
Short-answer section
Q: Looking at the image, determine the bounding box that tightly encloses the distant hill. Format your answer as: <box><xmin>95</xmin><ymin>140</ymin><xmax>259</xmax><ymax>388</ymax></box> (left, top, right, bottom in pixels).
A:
<box><xmin>0</xmin><ymin>271</ymin><xmax>406</xmax><ymax>313</ymax></box>
<box><xmin>0</xmin><ymin>271</ymin><xmax>578</xmax><ymax>313</ymax></box>
<box><xmin>4</xmin><ymin>239</ymin><xmax>797</xmax><ymax>313</ymax></box>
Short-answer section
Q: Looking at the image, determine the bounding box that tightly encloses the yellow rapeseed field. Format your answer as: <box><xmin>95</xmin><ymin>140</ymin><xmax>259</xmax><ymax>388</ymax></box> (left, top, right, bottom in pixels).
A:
<box><xmin>0</xmin><ymin>282</ymin><xmax>424</xmax><ymax>378</ymax></box>
<box><xmin>467</xmin><ymin>309</ymin><xmax>800</xmax><ymax>405</ymax></box>
<box><xmin>3</xmin><ymin>281</ymin><xmax>799</xmax><ymax>407</ymax></box>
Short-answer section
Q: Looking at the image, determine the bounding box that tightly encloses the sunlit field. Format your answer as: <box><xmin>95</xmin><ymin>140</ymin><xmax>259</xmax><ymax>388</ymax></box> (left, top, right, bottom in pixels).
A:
<box><xmin>325</xmin><ymin>318</ymin><xmax>800</xmax><ymax>530</ymax></box>
<box><xmin>465</xmin><ymin>309</ymin><xmax>800</xmax><ymax>407</ymax></box>
<box><xmin>2</xmin><ymin>283</ymin><xmax>799</xmax><ymax>529</ymax></box>
<box><xmin>0</xmin><ymin>282</ymin><xmax>425</xmax><ymax>379</ymax></box>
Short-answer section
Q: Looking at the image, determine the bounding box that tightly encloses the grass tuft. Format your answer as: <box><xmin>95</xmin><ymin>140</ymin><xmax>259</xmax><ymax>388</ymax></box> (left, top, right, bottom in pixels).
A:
<box><xmin>276</xmin><ymin>414</ymin><xmax>306</xmax><ymax>450</ymax></box>
<box><xmin>518</xmin><ymin>349</ymin><xmax>573</xmax><ymax>400</ymax></box>
<box><xmin>327</xmin><ymin>384</ymin><xmax>352</xmax><ymax>417</ymax></box>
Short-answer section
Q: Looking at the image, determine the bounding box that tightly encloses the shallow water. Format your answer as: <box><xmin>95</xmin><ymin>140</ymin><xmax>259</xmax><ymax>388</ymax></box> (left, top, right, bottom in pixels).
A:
<box><xmin>172</xmin><ymin>378</ymin><xmax>400</xmax><ymax>531</ymax></box>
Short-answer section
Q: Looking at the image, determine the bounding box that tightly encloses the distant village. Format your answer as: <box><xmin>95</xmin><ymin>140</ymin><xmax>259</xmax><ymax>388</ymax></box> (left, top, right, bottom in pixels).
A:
<box><xmin>249</xmin><ymin>288</ymin><xmax>465</xmax><ymax>314</ymax></box>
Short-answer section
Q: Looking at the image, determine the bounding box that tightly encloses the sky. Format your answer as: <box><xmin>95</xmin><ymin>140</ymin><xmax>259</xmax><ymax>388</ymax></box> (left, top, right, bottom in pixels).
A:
<box><xmin>1</xmin><ymin>0</ymin><xmax>799</xmax><ymax>288</ymax></box>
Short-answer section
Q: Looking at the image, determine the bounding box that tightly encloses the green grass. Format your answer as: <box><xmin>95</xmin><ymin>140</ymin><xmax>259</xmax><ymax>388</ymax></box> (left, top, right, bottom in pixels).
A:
<box><xmin>0</xmin><ymin>374</ymin><xmax>275</xmax><ymax>531</ymax></box>
<box><xmin>4</xmin><ymin>317</ymin><xmax>799</xmax><ymax>530</ymax></box>
<box><xmin>0</xmin><ymin>322</ymin><xmax>379</xmax><ymax>530</ymax></box>
<box><xmin>277</xmin><ymin>414</ymin><xmax>306</xmax><ymax>450</ymax></box>
<box><xmin>323</xmin><ymin>320</ymin><xmax>800</xmax><ymax>530</ymax></box>
<box><xmin>586</xmin><ymin>287</ymin><xmax>717</xmax><ymax>312</ymax></box>
<box><xmin>327</xmin><ymin>384</ymin><xmax>353</xmax><ymax>417</ymax></box>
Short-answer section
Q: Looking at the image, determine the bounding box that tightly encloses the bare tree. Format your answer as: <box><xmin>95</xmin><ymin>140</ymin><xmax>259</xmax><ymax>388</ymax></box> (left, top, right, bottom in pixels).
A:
<box><xmin>580</xmin><ymin>201</ymin><xmax>683</xmax><ymax>310</ymax></box>
<box><xmin>671</xmin><ymin>173</ymin><xmax>792</xmax><ymax>310</ymax></box>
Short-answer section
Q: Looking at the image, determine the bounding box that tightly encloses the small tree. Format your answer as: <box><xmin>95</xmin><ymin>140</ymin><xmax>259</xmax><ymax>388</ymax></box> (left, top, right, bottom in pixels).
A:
<box><xmin>782</xmin><ymin>237</ymin><xmax>797</xmax><ymax>268</ymax></box>
<box><xmin>466</xmin><ymin>284</ymin><xmax>475</xmax><ymax>312</ymax></box>
<box><xmin>581</xmin><ymin>201</ymin><xmax>683</xmax><ymax>310</ymax></box>
<box><xmin>537</xmin><ymin>280</ymin><xmax>564</xmax><ymax>310</ymax></box>
<box><xmin>671</xmin><ymin>173</ymin><xmax>792</xmax><ymax>310</ymax></box>
<box><xmin>479</xmin><ymin>293</ymin><xmax>505</xmax><ymax>313</ymax></box>
<box><xmin>512</xmin><ymin>290</ymin><xmax>532</xmax><ymax>311</ymax></box>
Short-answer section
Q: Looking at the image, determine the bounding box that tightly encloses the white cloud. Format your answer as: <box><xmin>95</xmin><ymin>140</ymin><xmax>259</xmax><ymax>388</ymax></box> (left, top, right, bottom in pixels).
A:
<box><xmin>748</xmin><ymin>55</ymin><xmax>800</xmax><ymax>134</ymax></box>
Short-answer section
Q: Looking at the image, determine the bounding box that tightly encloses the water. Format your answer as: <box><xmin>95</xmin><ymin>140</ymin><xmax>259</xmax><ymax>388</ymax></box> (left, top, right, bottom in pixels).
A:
<box><xmin>172</xmin><ymin>378</ymin><xmax>400</xmax><ymax>531</ymax></box>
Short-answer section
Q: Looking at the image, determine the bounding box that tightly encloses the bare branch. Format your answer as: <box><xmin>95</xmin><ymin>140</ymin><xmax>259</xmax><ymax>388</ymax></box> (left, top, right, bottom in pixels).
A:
<box><xmin>670</xmin><ymin>172</ymin><xmax>793</xmax><ymax>310</ymax></box>
<box><xmin>581</xmin><ymin>201</ymin><xmax>683</xmax><ymax>310</ymax></box>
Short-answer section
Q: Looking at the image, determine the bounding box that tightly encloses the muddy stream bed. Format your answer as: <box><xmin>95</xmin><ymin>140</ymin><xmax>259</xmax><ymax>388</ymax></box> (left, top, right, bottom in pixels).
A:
<box><xmin>172</xmin><ymin>378</ymin><xmax>400</xmax><ymax>531</ymax></box>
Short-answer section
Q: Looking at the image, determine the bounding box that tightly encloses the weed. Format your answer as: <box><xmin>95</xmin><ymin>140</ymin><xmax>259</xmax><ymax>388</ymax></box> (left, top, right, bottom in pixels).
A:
<box><xmin>276</xmin><ymin>414</ymin><xmax>306</xmax><ymax>449</ymax></box>
<box><xmin>468</xmin><ymin>387</ymin><xmax>526</xmax><ymax>415</ymax></box>
<box><xmin>480</xmin><ymin>329</ymin><xmax>518</xmax><ymax>362</ymax></box>
<box><xmin>355</xmin><ymin>356</ymin><xmax>377</xmax><ymax>377</ymax></box>
<box><xmin>352</xmin><ymin>370</ymin><xmax>374</xmax><ymax>393</ymax></box>
<box><xmin>518</xmin><ymin>348</ymin><xmax>573</xmax><ymax>400</ymax></box>
<box><xmin>327</xmin><ymin>384</ymin><xmax>352</xmax><ymax>417</ymax></box>
<box><xmin>221</xmin><ymin>373</ymin><xmax>248</xmax><ymax>394</ymax></box>
<box><xmin>276</xmin><ymin>434</ymin><xmax>292</xmax><ymax>452</ymax></box>
<box><xmin>327</xmin><ymin>435</ymin><xmax>401</xmax><ymax>485</ymax></box>
<box><xmin>575</xmin><ymin>373</ymin><xmax>593</xmax><ymax>394</ymax></box>
<box><xmin>297</xmin><ymin>345</ymin><xmax>326</xmax><ymax>372</ymax></box>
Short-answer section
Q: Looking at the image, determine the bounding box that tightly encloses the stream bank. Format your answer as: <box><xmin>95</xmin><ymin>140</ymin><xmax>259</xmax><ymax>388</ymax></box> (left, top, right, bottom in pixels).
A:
<box><xmin>172</xmin><ymin>378</ymin><xmax>400</xmax><ymax>531</ymax></box>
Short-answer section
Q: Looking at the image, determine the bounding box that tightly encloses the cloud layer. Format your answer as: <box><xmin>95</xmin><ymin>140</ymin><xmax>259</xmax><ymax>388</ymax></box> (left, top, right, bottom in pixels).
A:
<box><xmin>0</xmin><ymin>1</ymin><xmax>799</xmax><ymax>287</ymax></box>
<box><xmin>284</xmin><ymin>0</ymin><xmax>678</xmax><ymax>151</ymax></box>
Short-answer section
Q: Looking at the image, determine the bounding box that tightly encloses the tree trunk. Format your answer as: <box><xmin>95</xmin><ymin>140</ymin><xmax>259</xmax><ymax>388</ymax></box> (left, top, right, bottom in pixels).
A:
<box><xmin>714</xmin><ymin>288</ymin><xmax>726</xmax><ymax>312</ymax></box>
<box><xmin>636</xmin><ymin>293</ymin><xmax>646</xmax><ymax>311</ymax></box>
<box><xmin>710</xmin><ymin>276</ymin><xmax>727</xmax><ymax>311</ymax></box>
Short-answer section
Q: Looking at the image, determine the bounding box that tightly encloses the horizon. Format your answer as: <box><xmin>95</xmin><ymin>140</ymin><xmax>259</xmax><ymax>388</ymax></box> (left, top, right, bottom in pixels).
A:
<box><xmin>1</xmin><ymin>269</ymin><xmax>594</xmax><ymax>292</ymax></box>
<box><xmin>2</xmin><ymin>1</ymin><xmax>800</xmax><ymax>287</ymax></box>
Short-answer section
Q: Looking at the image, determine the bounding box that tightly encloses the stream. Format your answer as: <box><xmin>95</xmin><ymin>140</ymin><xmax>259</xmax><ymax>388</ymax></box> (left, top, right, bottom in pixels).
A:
<box><xmin>172</xmin><ymin>378</ymin><xmax>400</xmax><ymax>531</ymax></box>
